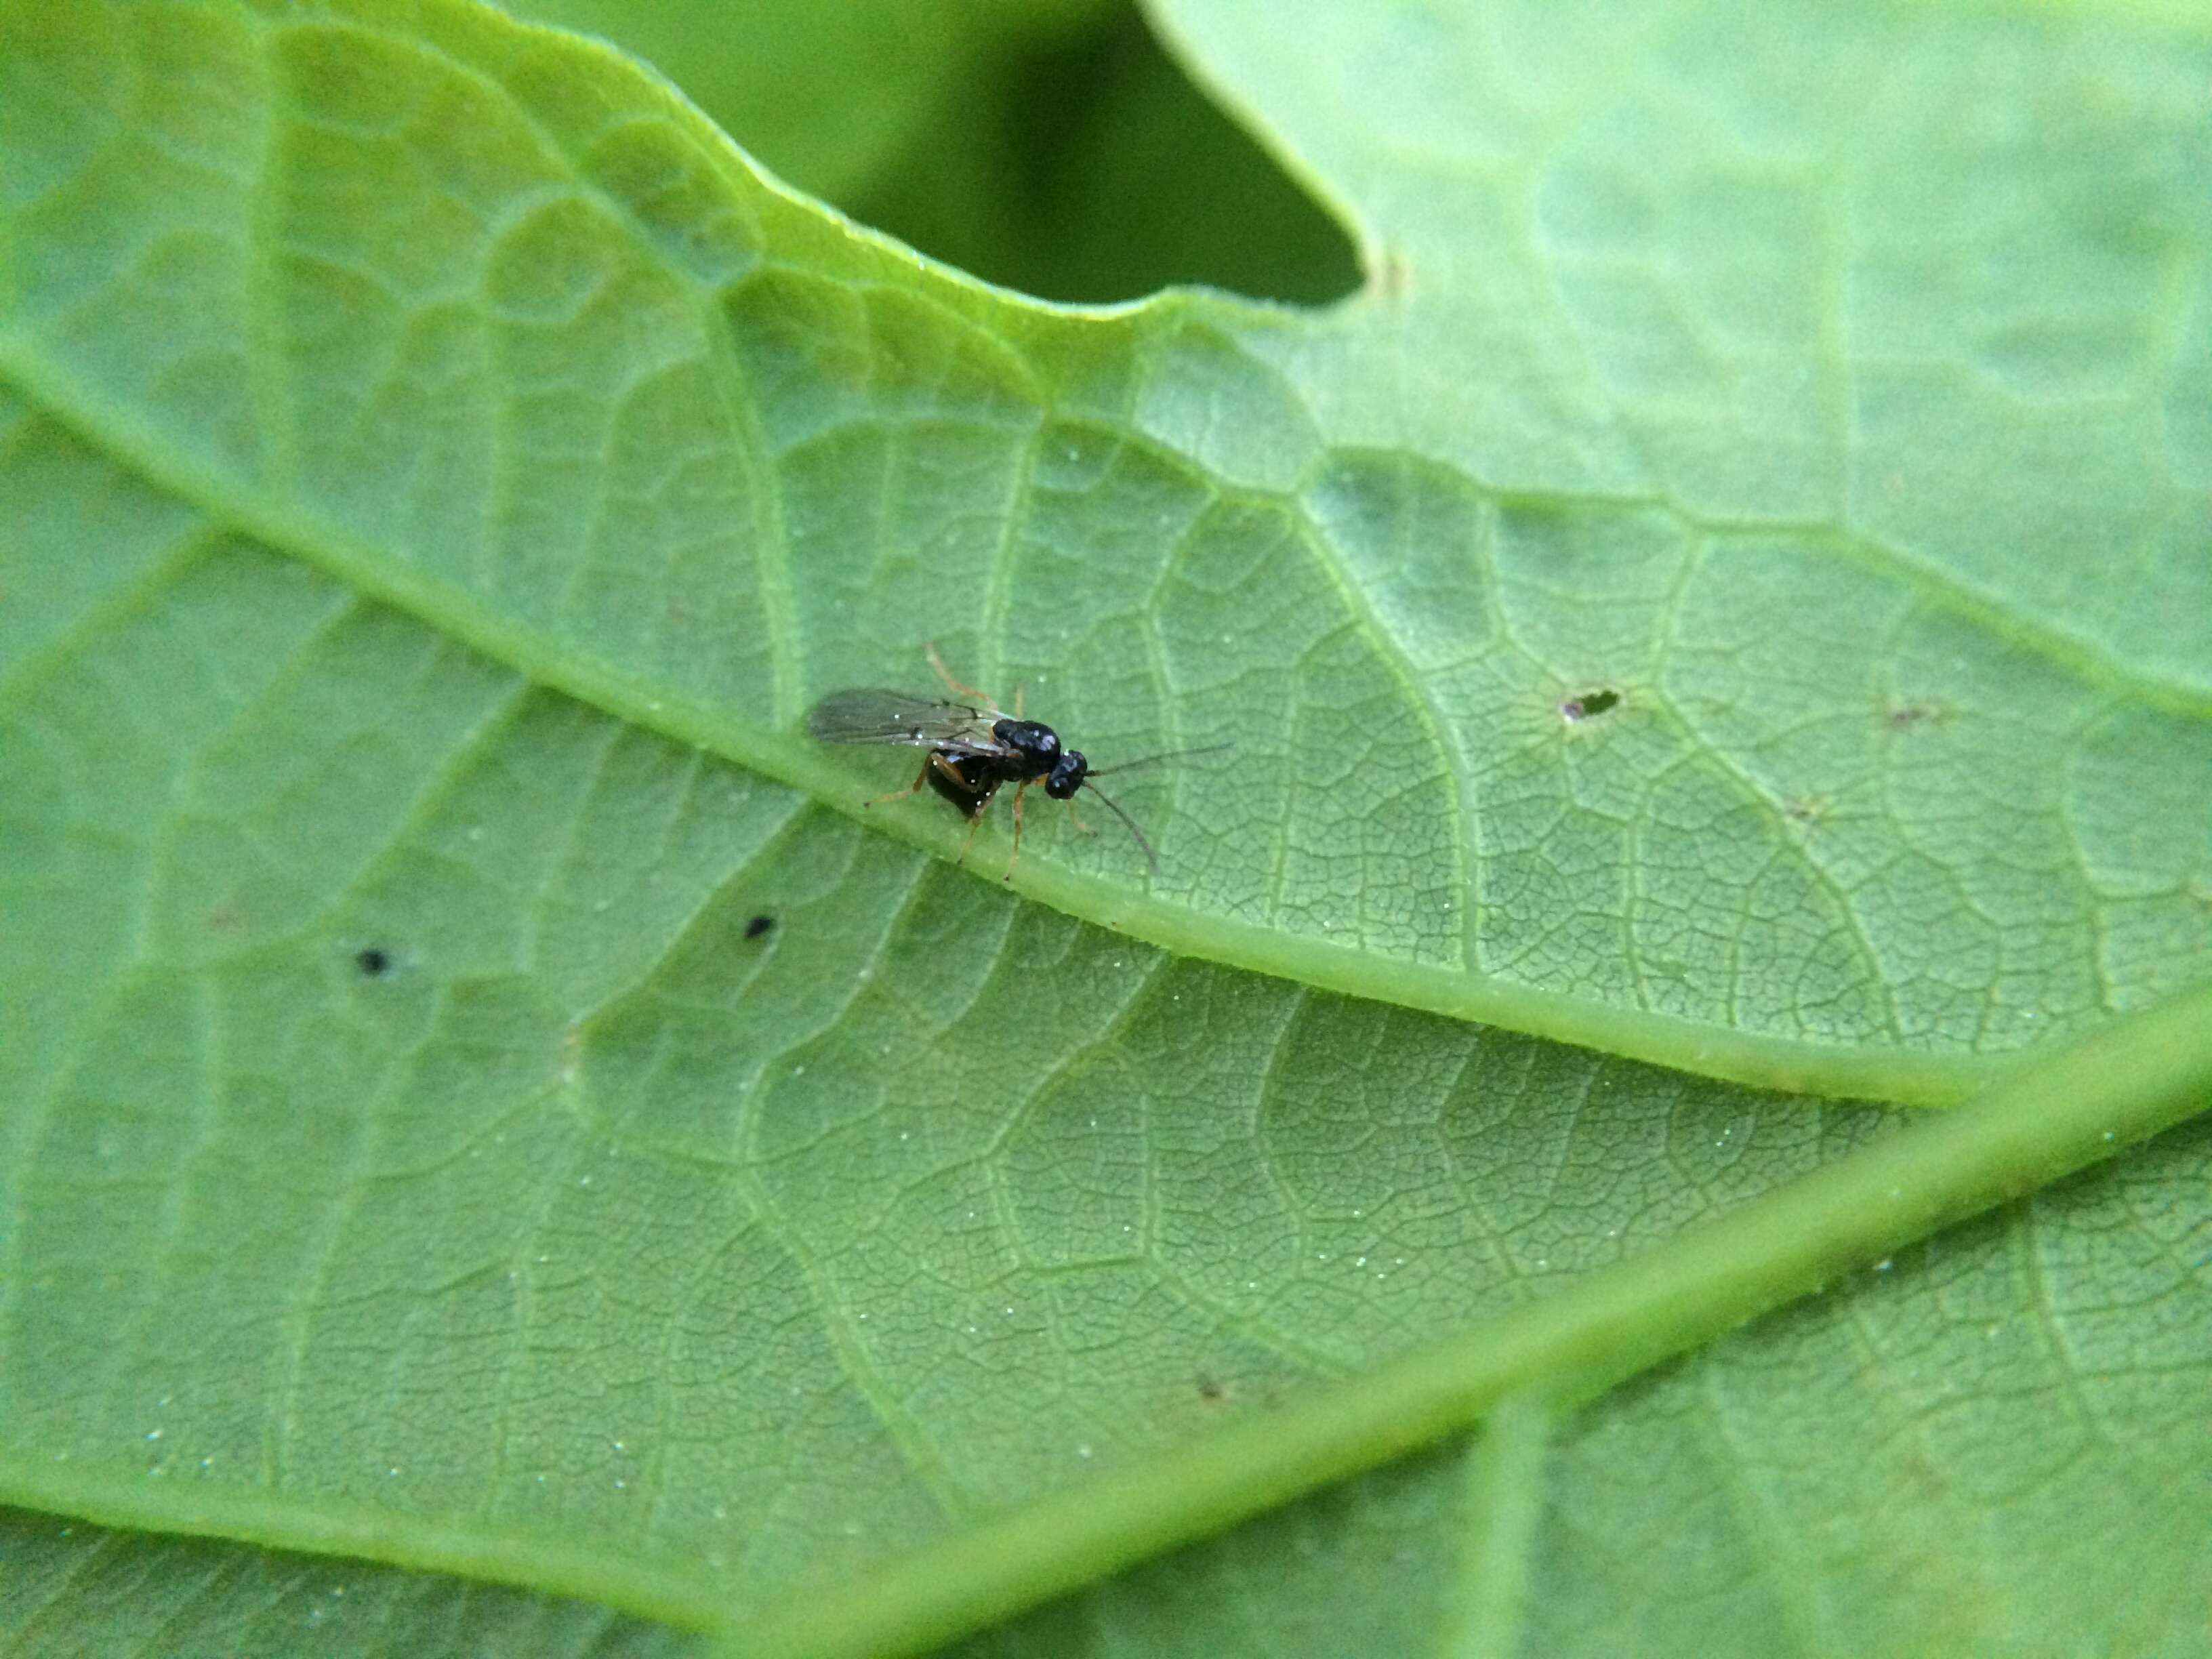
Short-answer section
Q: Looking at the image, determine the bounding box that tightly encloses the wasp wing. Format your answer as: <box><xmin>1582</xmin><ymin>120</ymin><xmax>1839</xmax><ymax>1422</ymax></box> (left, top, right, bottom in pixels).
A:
<box><xmin>805</xmin><ymin>689</ymin><xmax>1004</xmax><ymax>752</ymax></box>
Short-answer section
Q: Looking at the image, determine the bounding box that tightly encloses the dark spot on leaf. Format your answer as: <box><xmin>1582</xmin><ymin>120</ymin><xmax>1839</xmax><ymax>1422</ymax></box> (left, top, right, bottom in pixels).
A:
<box><xmin>1196</xmin><ymin>1373</ymin><xmax>1231</xmax><ymax>1403</ymax></box>
<box><xmin>1885</xmin><ymin>700</ymin><xmax>1943</xmax><ymax>730</ymax></box>
<box><xmin>744</xmin><ymin>914</ymin><xmax>775</xmax><ymax>941</ymax></box>
<box><xmin>355</xmin><ymin>947</ymin><xmax>393</xmax><ymax>978</ymax></box>
<box><xmin>1561</xmin><ymin>689</ymin><xmax>1620</xmax><ymax>722</ymax></box>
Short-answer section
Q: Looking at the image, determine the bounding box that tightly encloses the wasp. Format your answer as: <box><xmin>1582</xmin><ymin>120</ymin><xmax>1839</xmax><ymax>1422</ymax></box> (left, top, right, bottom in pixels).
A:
<box><xmin>806</xmin><ymin>647</ymin><xmax>1220</xmax><ymax>879</ymax></box>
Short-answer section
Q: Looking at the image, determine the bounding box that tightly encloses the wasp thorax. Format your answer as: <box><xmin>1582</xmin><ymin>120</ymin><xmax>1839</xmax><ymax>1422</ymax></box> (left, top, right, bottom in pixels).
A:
<box><xmin>993</xmin><ymin>718</ymin><xmax>1059</xmax><ymax>761</ymax></box>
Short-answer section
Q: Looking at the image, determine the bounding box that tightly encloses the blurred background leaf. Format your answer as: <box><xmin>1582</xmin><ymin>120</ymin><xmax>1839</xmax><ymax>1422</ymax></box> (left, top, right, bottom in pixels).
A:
<box><xmin>518</xmin><ymin>0</ymin><xmax>1362</xmax><ymax>304</ymax></box>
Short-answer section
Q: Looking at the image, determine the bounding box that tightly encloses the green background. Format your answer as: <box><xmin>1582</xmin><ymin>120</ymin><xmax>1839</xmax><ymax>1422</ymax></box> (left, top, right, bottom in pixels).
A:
<box><xmin>2</xmin><ymin>1</ymin><xmax>2208</xmax><ymax>1654</ymax></box>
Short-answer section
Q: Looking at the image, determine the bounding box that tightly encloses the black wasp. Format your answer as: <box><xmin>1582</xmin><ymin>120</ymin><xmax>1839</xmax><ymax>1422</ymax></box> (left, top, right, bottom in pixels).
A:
<box><xmin>806</xmin><ymin>646</ymin><xmax>1220</xmax><ymax>879</ymax></box>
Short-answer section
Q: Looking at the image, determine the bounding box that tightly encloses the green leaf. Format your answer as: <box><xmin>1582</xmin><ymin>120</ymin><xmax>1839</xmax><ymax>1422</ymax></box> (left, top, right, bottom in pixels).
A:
<box><xmin>1</xmin><ymin>2</ymin><xmax>2207</xmax><ymax>1658</ymax></box>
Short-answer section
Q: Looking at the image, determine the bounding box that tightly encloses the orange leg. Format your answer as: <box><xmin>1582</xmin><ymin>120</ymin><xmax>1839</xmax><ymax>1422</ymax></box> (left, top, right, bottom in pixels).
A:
<box><xmin>865</xmin><ymin>758</ymin><xmax>932</xmax><ymax>808</ymax></box>
<box><xmin>925</xmin><ymin>641</ymin><xmax>994</xmax><ymax>705</ymax></box>
<box><xmin>956</xmin><ymin>807</ymin><xmax>987</xmax><ymax>866</ymax></box>
<box><xmin>1002</xmin><ymin>781</ymin><xmax>1029</xmax><ymax>881</ymax></box>
<box><xmin>1065</xmin><ymin>800</ymin><xmax>1096</xmax><ymax>836</ymax></box>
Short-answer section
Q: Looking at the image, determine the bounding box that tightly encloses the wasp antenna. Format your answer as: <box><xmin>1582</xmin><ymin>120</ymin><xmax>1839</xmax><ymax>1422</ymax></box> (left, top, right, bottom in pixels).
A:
<box><xmin>1087</xmin><ymin>741</ymin><xmax>1233</xmax><ymax>780</ymax></box>
<box><xmin>1080</xmin><ymin>782</ymin><xmax>1158</xmax><ymax>878</ymax></box>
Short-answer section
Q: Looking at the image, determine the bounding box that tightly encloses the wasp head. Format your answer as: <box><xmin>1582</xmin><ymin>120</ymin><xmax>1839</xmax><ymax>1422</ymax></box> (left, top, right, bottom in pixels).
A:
<box><xmin>1044</xmin><ymin>750</ymin><xmax>1088</xmax><ymax>799</ymax></box>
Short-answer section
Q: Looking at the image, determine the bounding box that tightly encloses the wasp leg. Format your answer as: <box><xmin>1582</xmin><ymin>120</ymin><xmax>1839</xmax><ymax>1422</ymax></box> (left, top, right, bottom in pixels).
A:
<box><xmin>1003</xmin><ymin>781</ymin><xmax>1029</xmax><ymax>882</ymax></box>
<box><xmin>1065</xmin><ymin>800</ymin><xmax>1096</xmax><ymax>836</ymax></box>
<box><xmin>925</xmin><ymin>641</ymin><xmax>994</xmax><ymax>705</ymax></box>
<box><xmin>955</xmin><ymin>804</ymin><xmax>988</xmax><ymax>866</ymax></box>
<box><xmin>865</xmin><ymin>758</ymin><xmax>933</xmax><ymax>808</ymax></box>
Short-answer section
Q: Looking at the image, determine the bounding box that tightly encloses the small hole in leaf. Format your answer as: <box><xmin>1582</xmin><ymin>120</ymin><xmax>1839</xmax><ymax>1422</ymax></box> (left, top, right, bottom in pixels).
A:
<box><xmin>1561</xmin><ymin>689</ymin><xmax>1620</xmax><ymax>722</ymax></box>
<box><xmin>354</xmin><ymin>947</ymin><xmax>394</xmax><ymax>979</ymax></box>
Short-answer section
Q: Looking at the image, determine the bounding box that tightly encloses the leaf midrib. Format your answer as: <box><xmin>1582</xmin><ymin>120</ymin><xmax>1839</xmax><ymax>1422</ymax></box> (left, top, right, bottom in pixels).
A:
<box><xmin>0</xmin><ymin>336</ymin><xmax>2002</xmax><ymax>1104</ymax></box>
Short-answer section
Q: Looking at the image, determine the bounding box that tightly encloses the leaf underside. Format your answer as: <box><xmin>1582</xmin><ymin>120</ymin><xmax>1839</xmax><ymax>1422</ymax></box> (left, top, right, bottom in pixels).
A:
<box><xmin>1</xmin><ymin>1</ymin><xmax>2207</xmax><ymax>1657</ymax></box>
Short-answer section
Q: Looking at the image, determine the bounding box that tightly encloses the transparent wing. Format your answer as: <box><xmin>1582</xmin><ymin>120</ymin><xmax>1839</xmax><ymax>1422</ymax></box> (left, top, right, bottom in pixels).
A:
<box><xmin>804</xmin><ymin>689</ymin><xmax>1003</xmax><ymax>751</ymax></box>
